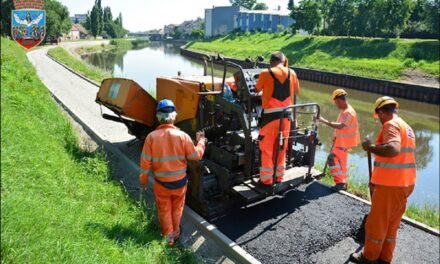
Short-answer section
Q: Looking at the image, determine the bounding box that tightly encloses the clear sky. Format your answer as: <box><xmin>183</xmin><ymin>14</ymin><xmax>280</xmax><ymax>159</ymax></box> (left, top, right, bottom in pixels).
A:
<box><xmin>59</xmin><ymin>0</ymin><xmax>291</xmax><ymax>32</ymax></box>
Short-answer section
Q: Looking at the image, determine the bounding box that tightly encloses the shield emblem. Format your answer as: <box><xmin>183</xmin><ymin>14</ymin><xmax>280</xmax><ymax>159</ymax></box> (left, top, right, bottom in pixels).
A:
<box><xmin>11</xmin><ymin>9</ymin><xmax>46</xmax><ymax>49</ymax></box>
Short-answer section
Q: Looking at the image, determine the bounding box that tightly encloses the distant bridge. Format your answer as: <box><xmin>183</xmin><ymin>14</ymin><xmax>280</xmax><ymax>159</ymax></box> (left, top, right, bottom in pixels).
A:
<box><xmin>127</xmin><ymin>32</ymin><xmax>163</xmax><ymax>41</ymax></box>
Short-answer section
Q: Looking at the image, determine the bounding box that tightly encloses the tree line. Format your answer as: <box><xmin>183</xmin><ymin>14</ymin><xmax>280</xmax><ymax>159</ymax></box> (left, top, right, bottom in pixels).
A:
<box><xmin>81</xmin><ymin>0</ymin><xmax>128</xmax><ymax>39</ymax></box>
<box><xmin>1</xmin><ymin>0</ymin><xmax>71</xmax><ymax>40</ymax></box>
<box><xmin>290</xmin><ymin>0</ymin><xmax>439</xmax><ymax>38</ymax></box>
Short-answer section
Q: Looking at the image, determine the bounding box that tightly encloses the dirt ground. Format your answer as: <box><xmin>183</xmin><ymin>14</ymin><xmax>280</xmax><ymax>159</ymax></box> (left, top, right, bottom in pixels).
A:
<box><xmin>399</xmin><ymin>69</ymin><xmax>439</xmax><ymax>87</ymax></box>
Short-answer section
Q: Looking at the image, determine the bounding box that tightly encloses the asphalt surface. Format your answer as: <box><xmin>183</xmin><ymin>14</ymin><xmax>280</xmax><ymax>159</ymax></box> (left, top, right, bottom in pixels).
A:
<box><xmin>212</xmin><ymin>182</ymin><xmax>439</xmax><ymax>263</ymax></box>
<box><xmin>27</xmin><ymin>44</ymin><xmax>440</xmax><ymax>264</ymax></box>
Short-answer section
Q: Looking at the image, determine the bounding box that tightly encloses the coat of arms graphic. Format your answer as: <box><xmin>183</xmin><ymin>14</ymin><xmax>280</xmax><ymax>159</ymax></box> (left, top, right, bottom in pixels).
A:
<box><xmin>11</xmin><ymin>9</ymin><xmax>46</xmax><ymax>49</ymax></box>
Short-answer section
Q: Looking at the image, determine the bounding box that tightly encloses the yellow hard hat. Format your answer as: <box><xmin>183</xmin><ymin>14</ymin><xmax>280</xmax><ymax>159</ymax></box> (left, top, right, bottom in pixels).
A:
<box><xmin>373</xmin><ymin>96</ymin><xmax>399</xmax><ymax>118</ymax></box>
<box><xmin>332</xmin><ymin>89</ymin><xmax>348</xmax><ymax>100</ymax></box>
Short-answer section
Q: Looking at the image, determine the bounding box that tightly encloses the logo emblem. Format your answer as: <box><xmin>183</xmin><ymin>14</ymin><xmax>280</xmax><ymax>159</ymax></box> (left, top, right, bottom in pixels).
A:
<box><xmin>11</xmin><ymin>9</ymin><xmax>46</xmax><ymax>49</ymax></box>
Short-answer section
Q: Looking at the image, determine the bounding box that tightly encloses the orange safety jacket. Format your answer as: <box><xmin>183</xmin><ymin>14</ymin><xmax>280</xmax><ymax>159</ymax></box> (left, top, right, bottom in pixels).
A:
<box><xmin>139</xmin><ymin>124</ymin><xmax>205</xmax><ymax>189</ymax></box>
<box><xmin>334</xmin><ymin>104</ymin><xmax>360</xmax><ymax>149</ymax></box>
<box><xmin>372</xmin><ymin>117</ymin><xmax>416</xmax><ymax>187</ymax></box>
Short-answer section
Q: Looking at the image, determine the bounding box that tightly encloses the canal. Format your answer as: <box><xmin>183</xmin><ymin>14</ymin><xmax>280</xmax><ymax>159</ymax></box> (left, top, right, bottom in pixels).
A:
<box><xmin>81</xmin><ymin>42</ymin><xmax>439</xmax><ymax>208</ymax></box>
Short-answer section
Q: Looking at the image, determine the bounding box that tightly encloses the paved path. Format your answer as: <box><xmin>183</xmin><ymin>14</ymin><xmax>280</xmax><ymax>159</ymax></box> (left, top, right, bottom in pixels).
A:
<box><xmin>27</xmin><ymin>45</ymin><xmax>439</xmax><ymax>264</ymax></box>
<box><xmin>27</xmin><ymin>44</ymin><xmax>235</xmax><ymax>264</ymax></box>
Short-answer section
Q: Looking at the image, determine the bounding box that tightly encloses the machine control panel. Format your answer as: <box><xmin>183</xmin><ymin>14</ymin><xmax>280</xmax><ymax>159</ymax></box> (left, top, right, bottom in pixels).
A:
<box><xmin>234</xmin><ymin>68</ymin><xmax>264</xmax><ymax>101</ymax></box>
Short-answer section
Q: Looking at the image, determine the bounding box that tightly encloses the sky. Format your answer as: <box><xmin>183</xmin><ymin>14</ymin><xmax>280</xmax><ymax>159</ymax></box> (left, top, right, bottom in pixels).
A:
<box><xmin>59</xmin><ymin>0</ymin><xmax>291</xmax><ymax>32</ymax></box>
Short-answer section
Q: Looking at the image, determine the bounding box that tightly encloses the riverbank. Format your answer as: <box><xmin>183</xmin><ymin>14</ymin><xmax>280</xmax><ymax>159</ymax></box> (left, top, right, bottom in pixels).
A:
<box><xmin>75</xmin><ymin>39</ymin><xmax>149</xmax><ymax>55</ymax></box>
<box><xmin>48</xmin><ymin>47</ymin><xmax>110</xmax><ymax>83</ymax></box>
<box><xmin>1</xmin><ymin>37</ymin><xmax>194</xmax><ymax>262</ymax></box>
<box><xmin>188</xmin><ymin>32</ymin><xmax>439</xmax><ymax>85</ymax></box>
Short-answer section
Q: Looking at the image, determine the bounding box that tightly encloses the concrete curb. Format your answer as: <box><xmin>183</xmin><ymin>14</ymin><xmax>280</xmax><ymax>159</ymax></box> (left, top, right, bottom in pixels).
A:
<box><xmin>45</xmin><ymin>52</ymin><xmax>261</xmax><ymax>264</ymax></box>
<box><xmin>46</xmin><ymin>52</ymin><xmax>102</xmax><ymax>87</ymax></box>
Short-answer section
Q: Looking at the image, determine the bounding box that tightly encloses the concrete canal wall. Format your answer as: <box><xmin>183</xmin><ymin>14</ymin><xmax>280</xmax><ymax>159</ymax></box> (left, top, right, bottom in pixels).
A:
<box><xmin>180</xmin><ymin>46</ymin><xmax>439</xmax><ymax>104</ymax></box>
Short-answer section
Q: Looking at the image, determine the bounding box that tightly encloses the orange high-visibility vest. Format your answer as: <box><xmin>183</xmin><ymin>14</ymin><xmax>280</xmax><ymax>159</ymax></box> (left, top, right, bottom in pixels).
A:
<box><xmin>140</xmin><ymin>124</ymin><xmax>205</xmax><ymax>189</ymax></box>
<box><xmin>372</xmin><ymin>117</ymin><xmax>416</xmax><ymax>187</ymax></box>
<box><xmin>255</xmin><ymin>66</ymin><xmax>299</xmax><ymax>110</ymax></box>
<box><xmin>334</xmin><ymin>104</ymin><xmax>360</xmax><ymax>149</ymax></box>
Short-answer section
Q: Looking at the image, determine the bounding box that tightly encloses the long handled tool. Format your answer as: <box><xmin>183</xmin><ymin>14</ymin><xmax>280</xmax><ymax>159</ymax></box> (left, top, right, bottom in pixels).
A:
<box><xmin>315</xmin><ymin>137</ymin><xmax>336</xmax><ymax>180</ymax></box>
<box><xmin>356</xmin><ymin>148</ymin><xmax>373</xmax><ymax>242</ymax></box>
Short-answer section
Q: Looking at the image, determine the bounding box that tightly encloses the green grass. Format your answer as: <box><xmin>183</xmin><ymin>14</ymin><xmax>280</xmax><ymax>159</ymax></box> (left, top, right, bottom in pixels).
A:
<box><xmin>188</xmin><ymin>32</ymin><xmax>439</xmax><ymax>80</ymax></box>
<box><xmin>1</xmin><ymin>37</ymin><xmax>196</xmax><ymax>263</ymax></box>
<box><xmin>317</xmin><ymin>164</ymin><xmax>439</xmax><ymax>229</ymax></box>
<box><xmin>75</xmin><ymin>39</ymin><xmax>149</xmax><ymax>55</ymax></box>
<box><xmin>48</xmin><ymin>47</ymin><xmax>111</xmax><ymax>83</ymax></box>
<box><xmin>406</xmin><ymin>204</ymin><xmax>440</xmax><ymax>229</ymax></box>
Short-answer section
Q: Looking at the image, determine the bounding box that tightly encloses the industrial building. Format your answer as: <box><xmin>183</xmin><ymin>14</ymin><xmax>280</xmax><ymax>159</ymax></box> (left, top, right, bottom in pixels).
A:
<box><xmin>204</xmin><ymin>5</ymin><xmax>294</xmax><ymax>38</ymax></box>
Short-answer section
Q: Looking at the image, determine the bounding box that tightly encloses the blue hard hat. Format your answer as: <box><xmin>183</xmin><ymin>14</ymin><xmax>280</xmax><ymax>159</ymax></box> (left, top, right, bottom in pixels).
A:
<box><xmin>157</xmin><ymin>99</ymin><xmax>176</xmax><ymax>113</ymax></box>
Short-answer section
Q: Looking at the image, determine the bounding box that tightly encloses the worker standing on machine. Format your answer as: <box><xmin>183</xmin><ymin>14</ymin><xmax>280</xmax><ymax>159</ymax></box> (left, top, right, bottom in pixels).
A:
<box><xmin>350</xmin><ymin>97</ymin><xmax>416</xmax><ymax>264</ymax></box>
<box><xmin>255</xmin><ymin>51</ymin><xmax>300</xmax><ymax>187</ymax></box>
<box><xmin>139</xmin><ymin>99</ymin><xmax>206</xmax><ymax>246</ymax></box>
<box><xmin>319</xmin><ymin>89</ymin><xmax>360</xmax><ymax>191</ymax></box>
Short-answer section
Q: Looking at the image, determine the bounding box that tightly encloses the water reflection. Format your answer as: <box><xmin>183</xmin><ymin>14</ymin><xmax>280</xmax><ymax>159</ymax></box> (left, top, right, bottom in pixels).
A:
<box><xmin>81</xmin><ymin>42</ymin><xmax>439</xmax><ymax>207</ymax></box>
<box><xmin>82</xmin><ymin>50</ymin><xmax>127</xmax><ymax>73</ymax></box>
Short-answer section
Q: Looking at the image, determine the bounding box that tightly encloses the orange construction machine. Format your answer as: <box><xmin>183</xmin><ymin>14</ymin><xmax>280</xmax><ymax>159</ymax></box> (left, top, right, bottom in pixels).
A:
<box><xmin>96</xmin><ymin>55</ymin><xmax>323</xmax><ymax>218</ymax></box>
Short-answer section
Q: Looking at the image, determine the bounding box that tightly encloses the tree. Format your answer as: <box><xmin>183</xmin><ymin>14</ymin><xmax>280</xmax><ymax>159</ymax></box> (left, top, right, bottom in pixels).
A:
<box><xmin>96</xmin><ymin>0</ymin><xmax>103</xmax><ymax>36</ymax></box>
<box><xmin>0</xmin><ymin>0</ymin><xmax>15</xmax><ymax>36</ymax></box>
<box><xmin>383</xmin><ymin>0</ymin><xmax>414</xmax><ymax>37</ymax></box>
<box><xmin>171</xmin><ymin>27</ymin><xmax>182</xmax><ymax>39</ymax></box>
<box><xmin>229</xmin><ymin>0</ymin><xmax>257</xmax><ymax>9</ymax></box>
<box><xmin>423</xmin><ymin>0</ymin><xmax>439</xmax><ymax>36</ymax></box>
<box><xmin>254</xmin><ymin>2</ymin><xmax>269</xmax><ymax>10</ymax></box>
<box><xmin>90</xmin><ymin>4</ymin><xmax>100</xmax><ymax>38</ymax></box>
<box><xmin>288</xmin><ymin>0</ymin><xmax>295</xmax><ymax>10</ymax></box>
<box><xmin>81</xmin><ymin>11</ymin><xmax>91</xmax><ymax>31</ymax></box>
<box><xmin>327</xmin><ymin>0</ymin><xmax>357</xmax><ymax>36</ymax></box>
<box><xmin>103</xmin><ymin>7</ymin><xmax>113</xmax><ymax>24</ymax></box>
<box><xmin>190</xmin><ymin>29</ymin><xmax>204</xmax><ymax>39</ymax></box>
<box><xmin>44</xmin><ymin>0</ymin><xmax>72</xmax><ymax>40</ymax></box>
<box><xmin>291</xmin><ymin>0</ymin><xmax>322</xmax><ymax>34</ymax></box>
<box><xmin>318</xmin><ymin>0</ymin><xmax>333</xmax><ymax>32</ymax></box>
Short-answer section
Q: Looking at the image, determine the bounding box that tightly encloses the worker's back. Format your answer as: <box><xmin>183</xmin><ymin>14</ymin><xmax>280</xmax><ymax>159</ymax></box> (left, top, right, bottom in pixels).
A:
<box><xmin>256</xmin><ymin>66</ymin><xmax>300</xmax><ymax>109</ymax></box>
<box><xmin>141</xmin><ymin>124</ymin><xmax>204</xmax><ymax>186</ymax></box>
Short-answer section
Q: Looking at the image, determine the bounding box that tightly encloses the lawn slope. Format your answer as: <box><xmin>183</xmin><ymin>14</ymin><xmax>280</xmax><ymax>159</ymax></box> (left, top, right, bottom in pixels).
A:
<box><xmin>1</xmin><ymin>37</ymin><xmax>194</xmax><ymax>263</ymax></box>
<box><xmin>189</xmin><ymin>32</ymin><xmax>439</xmax><ymax>81</ymax></box>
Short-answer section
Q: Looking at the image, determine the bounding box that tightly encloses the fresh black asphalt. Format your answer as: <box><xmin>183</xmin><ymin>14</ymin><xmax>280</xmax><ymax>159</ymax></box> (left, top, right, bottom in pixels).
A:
<box><xmin>212</xmin><ymin>182</ymin><xmax>439</xmax><ymax>264</ymax></box>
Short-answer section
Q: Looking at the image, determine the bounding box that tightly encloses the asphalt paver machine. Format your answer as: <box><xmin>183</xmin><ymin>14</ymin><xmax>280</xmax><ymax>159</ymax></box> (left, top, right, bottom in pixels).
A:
<box><xmin>96</xmin><ymin>55</ymin><xmax>323</xmax><ymax>218</ymax></box>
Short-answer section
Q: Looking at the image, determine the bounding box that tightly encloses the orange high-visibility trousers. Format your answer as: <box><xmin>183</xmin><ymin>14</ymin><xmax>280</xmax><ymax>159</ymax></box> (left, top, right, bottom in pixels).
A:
<box><xmin>153</xmin><ymin>182</ymin><xmax>187</xmax><ymax>242</ymax></box>
<box><xmin>328</xmin><ymin>147</ymin><xmax>348</xmax><ymax>184</ymax></box>
<box><xmin>363</xmin><ymin>184</ymin><xmax>414</xmax><ymax>262</ymax></box>
<box><xmin>259</xmin><ymin>118</ymin><xmax>290</xmax><ymax>185</ymax></box>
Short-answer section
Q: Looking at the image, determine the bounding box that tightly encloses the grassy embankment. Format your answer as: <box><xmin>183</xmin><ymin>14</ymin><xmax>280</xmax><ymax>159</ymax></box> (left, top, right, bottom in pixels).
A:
<box><xmin>48</xmin><ymin>47</ymin><xmax>110</xmax><ymax>83</ymax></box>
<box><xmin>1</xmin><ymin>37</ymin><xmax>195</xmax><ymax>263</ymax></box>
<box><xmin>75</xmin><ymin>39</ymin><xmax>149</xmax><ymax>55</ymax></box>
<box><xmin>46</xmin><ymin>38</ymin><xmax>439</xmax><ymax>230</ymax></box>
<box><xmin>188</xmin><ymin>32</ymin><xmax>439</xmax><ymax>81</ymax></box>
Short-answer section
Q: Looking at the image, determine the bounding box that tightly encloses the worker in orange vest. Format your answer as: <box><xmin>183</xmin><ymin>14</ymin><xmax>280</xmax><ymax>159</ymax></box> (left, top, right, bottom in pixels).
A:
<box><xmin>319</xmin><ymin>89</ymin><xmax>360</xmax><ymax>191</ymax></box>
<box><xmin>350</xmin><ymin>97</ymin><xmax>416</xmax><ymax>264</ymax></box>
<box><xmin>255</xmin><ymin>51</ymin><xmax>300</xmax><ymax>187</ymax></box>
<box><xmin>139</xmin><ymin>99</ymin><xmax>206</xmax><ymax>246</ymax></box>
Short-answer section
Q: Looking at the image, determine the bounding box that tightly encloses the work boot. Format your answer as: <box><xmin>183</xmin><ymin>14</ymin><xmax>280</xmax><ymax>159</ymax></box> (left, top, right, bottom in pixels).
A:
<box><xmin>332</xmin><ymin>183</ymin><xmax>347</xmax><ymax>191</ymax></box>
<box><xmin>349</xmin><ymin>252</ymin><xmax>377</xmax><ymax>264</ymax></box>
<box><xmin>257</xmin><ymin>181</ymin><xmax>273</xmax><ymax>190</ymax></box>
<box><xmin>377</xmin><ymin>259</ymin><xmax>391</xmax><ymax>264</ymax></box>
